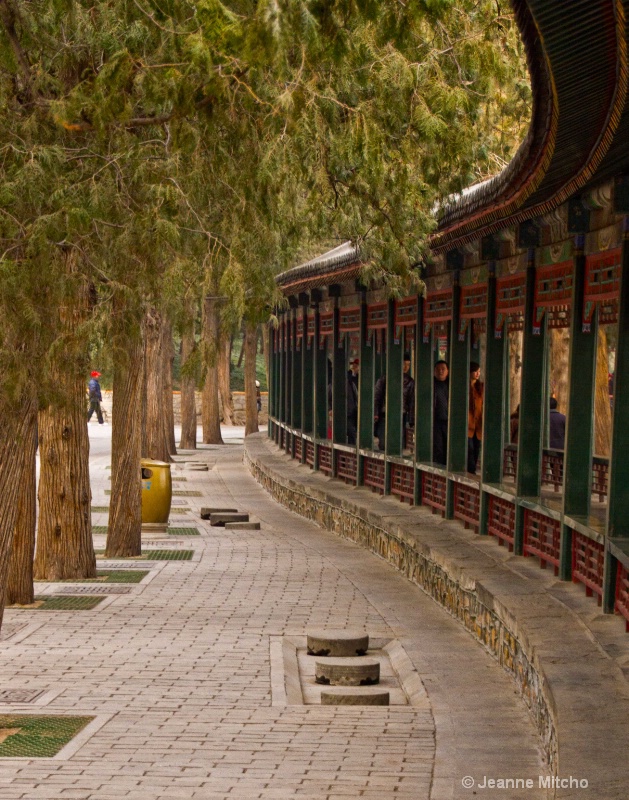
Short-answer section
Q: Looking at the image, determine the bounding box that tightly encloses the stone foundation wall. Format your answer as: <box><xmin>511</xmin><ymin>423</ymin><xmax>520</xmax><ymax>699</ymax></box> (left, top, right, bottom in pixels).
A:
<box><xmin>98</xmin><ymin>390</ymin><xmax>268</xmax><ymax>426</ymax></box>
<box><xmin>244</xmin><ymin>437</ymin><xmax>557</xmax><ymax>772</ymax></box>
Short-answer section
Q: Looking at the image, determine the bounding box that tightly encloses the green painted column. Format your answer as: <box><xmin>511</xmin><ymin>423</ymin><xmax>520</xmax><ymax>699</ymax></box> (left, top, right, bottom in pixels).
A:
<box><xmin>608</xmin><ymin>219</ymin><xmax>629</xmax><ymax>539</ymax></box>
<box><xmin>291</xmin><ymin>311</ymin><xmax>302</xmax><ymax>431</ymax></box>
<box><xmin>302</xmin><ymin>308</ymin><xmax>313</xmax><ymax>437</ymax></box>
<box><xmin>481</xmin><ymin>266</ymin><xmax>505</xmax><ymax>483</ymax></box>
<box><xmin>313</xmin><ymin>306</ymin><xmax>328</xmax><ymax>445</ymax></box>
<box><xmin>358</xmin><ymin>300</ymin><xmax>375</xmax><ymax>488</ymax></box>
<box><xmin>480</xmin><ymin>264</ymin><xmax>505</xmax><ymax>534</ymax></box>
<box><xmin>385</xmin><ymin>299</ymin><xmax>403</xmax><ymax>458</ymax></box>
<box><xmin>516</xmin><ymin>256</ymin><xmax>547</xmax><ymax>498</ymax></box>
<box><xmin>332</xmin><ymin>303</ymin><xmax>348</xmax><ymax>446</ymax></box>
<box><xmin>278</xmin><ymin>316</ymin><xmax>286</xmax><ymax>425</ymax></box>
<box><xmin>447</xmin><ymin>278</ymin><xmax>468</xmax><ymax>475</ymax></box>
<box><xmin>563</xmin><ymin>238</ymin><xmax>597</xmax><ymax>578</ymax></box>
<box><xmin>515</xmin><ymin>253</ymin><xmax>547</xmax><ymax>554</ymax></box>
<box><xmin>267</xmin><ymin>325</ymin><xmax>274</xmax><ymax>428</ymax></box>
<box><xmin>415</xmin><ymin>296</ymin><xmax>432</xmax><ymax>463</ymax></box>
<box><xmin>285</xmin><ymin>315</ymin><xmax>292</xmax><ymax>430</ymax></box>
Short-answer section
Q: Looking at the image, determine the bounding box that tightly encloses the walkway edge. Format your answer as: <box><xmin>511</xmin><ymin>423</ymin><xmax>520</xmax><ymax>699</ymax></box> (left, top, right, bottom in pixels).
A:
<box><xmin>245</xmin><ymin>434</ymin><xmax>629</xmax><ymax>799</ymax></box>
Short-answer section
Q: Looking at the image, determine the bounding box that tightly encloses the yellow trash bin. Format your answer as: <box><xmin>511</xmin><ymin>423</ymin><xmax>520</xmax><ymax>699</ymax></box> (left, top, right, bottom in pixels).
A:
<box><xmin>141</xmin><ymin>459</ymin><xmax>172</xmax><ymax>524</ymax></box>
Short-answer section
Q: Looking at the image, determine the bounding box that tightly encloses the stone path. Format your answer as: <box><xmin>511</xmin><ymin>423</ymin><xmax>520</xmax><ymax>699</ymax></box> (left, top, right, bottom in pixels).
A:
<box><xmin>0</xmin><ymin>427</ymin><xmax>547</xmax><ymax>799</ymax></box>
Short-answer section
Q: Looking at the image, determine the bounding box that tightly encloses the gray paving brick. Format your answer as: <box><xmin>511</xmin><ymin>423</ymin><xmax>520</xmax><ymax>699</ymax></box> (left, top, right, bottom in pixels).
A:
<box><xmin>0</xmin><ymin>427</ymin><xmax>552</xmax><ymax>799</ymax></box>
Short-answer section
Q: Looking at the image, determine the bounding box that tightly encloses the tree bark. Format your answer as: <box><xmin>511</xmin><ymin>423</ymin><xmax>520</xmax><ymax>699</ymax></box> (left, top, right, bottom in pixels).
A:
<box><xmin>0</xmin><ymin>394</ymin><xmax>37</xmax><ymax>627</ymax></box>
<box><xmin>106</xmin><ymin>330</ymin><xmax>144</xmax><ymax>558</ymax></box>
<box><xmin>261</xmin><ymin>324</ymin><xmax>270</xmax><ymax>391</ymax></box>
<box><xmin>201</xmin><ymin>296</ymin><xmax>224</xmax><ymax>444</ymax></box>
<box><xmin>594</xmin><ymin>326</ymin><xmax>612</xmax><ymax>457</ymax></box>
<box><xmin>6</xmin><ymin>406</ymin><xmax>37</xmax><ymax>606</ymax></box>
<box><xmin>509</xmin><ymin>330</ymin><xmax>523</xmax><ymax>413</ymax></box>
<box><xmin>244</xmin><ymin>320</ymin><xmax>259</xmax><ymax>436</ymax></box>
<box><xmin>179</xmin><ymin>323</ymin><xmax>198</xmax><ymax>450</ymax></box>
<box><xmin>218</xmin><ymin>332</ymin><xmax>234</xmax><ymax>425</ymax></box>
<box><xmin>35</xmin><ymin>376</ymin><xmax>95</xmax><ymax>582</ymax></box>
<box><xmin>143</xmin><ymin>307</ymin><xmax>171</xmax><ymax>462</ymax></box>
<box><xmin>162</xmin><ymin>316</ymin><xmax>177</xmax><ymax>455</ymax></box>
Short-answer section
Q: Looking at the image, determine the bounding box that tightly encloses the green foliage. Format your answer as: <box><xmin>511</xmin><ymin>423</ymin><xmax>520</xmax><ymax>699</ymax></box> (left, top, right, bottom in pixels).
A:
<box><xmin>0</xmin><ymin>0</ymin><xmax>529</xmax><ymax>411</ymax></box>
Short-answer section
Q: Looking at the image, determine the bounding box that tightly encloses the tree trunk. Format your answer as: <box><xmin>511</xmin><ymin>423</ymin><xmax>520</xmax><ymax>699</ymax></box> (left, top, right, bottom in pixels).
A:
<box><xmin>162</xmin><ymin>316</ymin><xmax>177</xmax><ymax>455</ymax></box>
<box><xmin>201</xmin><ymin>296</ymin><xmax>224</xmax><ymax>444</ymax></box>
<box><xmin>509</xmin><ymin>330</ymin><xmax>523</xmax><ymax>413</ymax></box>
<box><xmin>0</xmin><ymin>394</ymin><xmax>37</xmax><ymax>627</ymax></box>
<box><xmin>34</xmin><ymin>375</ymin><xmax>95</xmax><ymax>582</ymax></box>
<box><xmin>237</xmin><ymin>331</ymin><xmax>245</xmax><ymax>367</ymax></box>
<box><xmin>6</xmin><ymin>406</ymin><xmax>38</xmax><ymax>606</ymax></box>
<box><xmin>218</xmin><ymin>332</ymin><xmax>234</xmax><ymax>425</ymax></box>
<box><xmin>550</xmin><ymin>327</ymin><xmax>570</xmax><ymax>413</ymax></box>
<box><xmin>143</xmin><ymin>307</ymin><xmax>171</xmax><ymax>462</ymax></box>
<box><xmin>261</xmin><ymin>324</ymin><xmax>270</xmax><ymax>391</ymax></box>
<box><xmin>594</xmin><ymin>326</ymin><xmax>612</xmax><ymax>457</ymax></box>
<box><xmin>244</xmin><ymin>320</ymin><xmax>259</xmax><ymax>436</ymax></box>
<box><xmin>179</xmin><ymin>323</ymin><xmax>198</xmax><ymax>450</ymax></box>
<box><xmin>106</xmin><ymin>331</ymin><xmax>144</xmax><ymax>558</ymax></box>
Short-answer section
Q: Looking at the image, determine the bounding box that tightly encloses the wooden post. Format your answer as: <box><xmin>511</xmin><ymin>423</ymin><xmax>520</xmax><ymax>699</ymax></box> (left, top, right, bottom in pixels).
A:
<box><xmin>415</xmin><ymin>296</ymin><xmax>432</xmax><ymax>464</ymax></box>
<box><xmin>302</xmin><ymin>306</ymin><xmax>313</xmax><ymax>440</ymax></box>
<box><xmin>291</xmin><ymin>311</ymin><xmax>302</xmax><ymax>431</ymax></box>
<box><xmin>480</xmin><ymin>265</ymin><xmax>505</xmax><ymax>533</ymax></box>
<box><xmin>447</xmin><ymin>277</ymin><xmax>468</xmax><ymax>516</ymax></box>
<box><xmin>562</xmin><ymin>238</ymin><xmax>597</xmax><ymax>579</ymax></box>
<box><xmin>605</xmin><ymin>219</ymin><xmax>629</xmax><ymax>609</ymax></box>
<box><xmin>313</xmin><ymin>304</ymin><xmax>328</xmax><ymax>468</ymax></box>
<box><xmin>332</xmin><ymin>301</ymin><xmax>347</xmax><ymax>447</ymax></box>
<box><xmin>515</xmin><ymin>253</ymin><xmax>547</xmax><ymax>553</ymax></box>
<box><xmin>358</xmin><ymin>299</ymin><xmax>374</xmax><ymax>485</ymax></box>
<box><xmin>385</xmin><ymin>299</ymin><xmax>403</xmax><ymax>460</ymax></box>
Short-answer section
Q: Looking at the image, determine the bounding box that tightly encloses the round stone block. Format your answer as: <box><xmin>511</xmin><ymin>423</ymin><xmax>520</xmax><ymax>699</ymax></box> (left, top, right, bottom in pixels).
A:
<box><xmin>315</xmin><ymin>658</ymin><xmax>380</xmax><ymax>686</ymax></box>
<box><xmin>306</xmin><ymin>630</ymin><xmax>369</xmax><ymax>657</ymax></box>
<box><xmin>320</xmin><ymin>690</ymin><xmax>389</xmax><ymax>706</ymax></box>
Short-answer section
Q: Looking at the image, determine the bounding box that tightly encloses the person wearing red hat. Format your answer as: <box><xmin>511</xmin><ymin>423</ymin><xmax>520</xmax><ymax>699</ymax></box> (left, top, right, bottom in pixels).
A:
<box><xmin>87</xmin><ymin>371</ymin><xmax>104</xmax><ymax>424</ymax></box>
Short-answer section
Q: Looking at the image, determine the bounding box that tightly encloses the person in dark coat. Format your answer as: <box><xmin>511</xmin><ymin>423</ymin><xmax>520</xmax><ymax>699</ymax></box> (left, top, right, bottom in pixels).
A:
<box><xmin>373</xmin><ymin>353</ymin><xmax>414</xmax><ymax>451</ymax></box>
<box><xmin>549</xmin><ymin>397</ymin><xmax>566</xmax><ymax>450</ymax></box>
<box><xmin>87</xmin><ymin>370</ymin><xmax>104</xmax><ymax>424</ymax></box>
<box><xmin>433</xmin><ymin>360</ymin><xmax>449</xmax><ymax>465</ymax></box>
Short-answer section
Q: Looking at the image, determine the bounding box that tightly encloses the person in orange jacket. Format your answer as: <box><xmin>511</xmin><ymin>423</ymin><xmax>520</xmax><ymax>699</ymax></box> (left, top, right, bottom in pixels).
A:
<box><xmin>468</xmin><ymin>361</ymin><xmax>484</xmax><ymax>474</ymax></box>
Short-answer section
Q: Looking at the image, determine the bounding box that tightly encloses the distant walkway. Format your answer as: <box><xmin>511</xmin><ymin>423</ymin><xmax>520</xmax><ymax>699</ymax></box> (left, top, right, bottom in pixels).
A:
<box><xmin>0</xmin><ymin>427</ymin><xmax>546</xmax><ymax>799</ymax></box>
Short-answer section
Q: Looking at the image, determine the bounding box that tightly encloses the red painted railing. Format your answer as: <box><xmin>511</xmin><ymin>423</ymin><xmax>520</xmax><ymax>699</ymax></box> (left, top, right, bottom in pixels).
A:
<box><xmin>364</xmin><ymin>457</ymin><xmax>386</xmax><ymax>494</ymax></box>
<box><xmin>487</xmin><ymin>495</ymin><xmax>515</xmax><ymax>549</ymax></box>
<box><xmin>421</xmin><ymin>471</ymin><xmax>447</xmax><ymax>514</ymax></box>
<box><xmin>305</xmin><ymin>441</ymin><xmax>315</xmax><ymax>467</ymax></box>
<box><xmin>390</xmin><ymin>463</ymin><xmax>415</xmax><ymax>504</ymax></box>
<box><xmin>337</xmin><ymin>451</ymin><xmax>357</xmax><ymax>485</ymax></box>
<box><xmin>318</xmin><ymin>444</ymin><xmax>333</xmax><ymax>475</ymax></box>
<box><xmin>523</xmin><ymin>509</ymin><xmax>561</xmax><ymax>573</ymax></box>
<box><xmin>615</xmin><ymin>561</ymin><xmax>629</xmax><ymax>632</ymax></box>
<box><xmin>572</xmin><ymin>531</ymin><xmax>604</xmax><ymax>602</ymax></box>
<box><xmin>453</xmin><ymin>483</ymin><xmax>480</xmax><ymax>531</ymax></box>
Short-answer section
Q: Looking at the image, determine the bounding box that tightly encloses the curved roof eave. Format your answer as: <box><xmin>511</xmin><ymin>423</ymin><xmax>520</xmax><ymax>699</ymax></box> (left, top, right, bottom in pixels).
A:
<box><xmin>432</xmin><ymin>0</ymin><xmax>627</xmax><ymax>253</ymax></box>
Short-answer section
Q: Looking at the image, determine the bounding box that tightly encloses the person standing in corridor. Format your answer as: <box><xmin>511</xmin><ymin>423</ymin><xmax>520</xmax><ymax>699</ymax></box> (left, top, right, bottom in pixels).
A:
<box><xmin>468</xmin><ymin>361</ymin><xmax>483</xmax><ymax>474</ymax></box>
<box><xmin>87</xmin><ymin>370</ymin><xmax>104</xmax><ymax>424</ymax></box>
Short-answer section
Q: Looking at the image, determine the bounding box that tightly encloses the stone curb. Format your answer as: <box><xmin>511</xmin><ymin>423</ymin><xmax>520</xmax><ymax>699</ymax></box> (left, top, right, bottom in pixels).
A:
<box><xmin>245</xmin><ymin>433</ymin><xmax>629</xmax><ymax>799</ymax></box>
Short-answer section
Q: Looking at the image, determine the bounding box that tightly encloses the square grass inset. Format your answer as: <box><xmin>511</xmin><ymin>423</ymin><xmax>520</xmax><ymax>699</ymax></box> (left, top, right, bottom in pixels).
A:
<box><xmin>0</xmin><ymin>714</ymin><xmax>93</xmax><ymax>758</ymax></box>
<box><xmin>167</xmin><ymin>528</ymin><xmax>200</xmax><ymax>536</ymax></box>
<box><xmin>93</xmin><ymin>549</ymin><xmax>193</xmax><ymax>560</ymax></box>
<box><xmin>92</xmin><ymin>525</ymin><xmax>107</xmax><ymax>534</ymax></box>
<box><xmin>172</xmin><ymin>490</ymin><xmax>202</xmax><ymax>497</ymax></box>
<box><xmin>33</xmin><ymin>595</ymin><xmax>105</xmax><ymax>610</ymax></box>
<box><xmin>91</xmin><ymin>506</ymin><xmax>109</xmax><ymax>513</ymax></box>
<box><xmin>142</xmin><ymin>550</ymin><xmax>194</xmax><ymax>560</ymax></box>
<box><xmin>36</xmin><ymin>571</ymin><xmax>148</xmax><ymax>585</ymax></box>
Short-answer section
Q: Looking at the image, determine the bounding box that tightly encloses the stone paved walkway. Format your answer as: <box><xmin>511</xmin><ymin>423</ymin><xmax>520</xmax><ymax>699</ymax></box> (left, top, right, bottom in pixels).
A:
<box><xmin>0</xmin><ymin>427</ymin><xmax>547</xmax><ymax>799</ymax></box>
